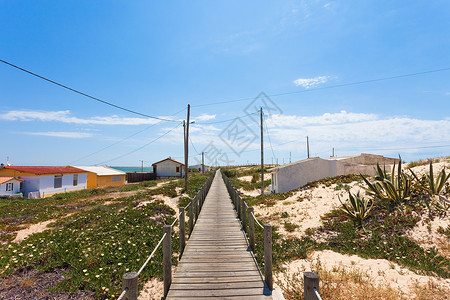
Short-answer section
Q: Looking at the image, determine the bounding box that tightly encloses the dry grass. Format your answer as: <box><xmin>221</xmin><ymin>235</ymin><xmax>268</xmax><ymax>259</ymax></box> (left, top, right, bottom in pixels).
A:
<box><xmin>276</xmin><ymin>259</ymin><xmax>449</xmax><ymax>300</ymax></box>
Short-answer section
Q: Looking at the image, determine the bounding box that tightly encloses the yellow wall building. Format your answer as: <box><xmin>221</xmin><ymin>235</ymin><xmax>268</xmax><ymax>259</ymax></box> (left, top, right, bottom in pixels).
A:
<box><xmin>72</xmin><ymin>166</ymin><xmax>126</xmax><ymax>188</ymax></box>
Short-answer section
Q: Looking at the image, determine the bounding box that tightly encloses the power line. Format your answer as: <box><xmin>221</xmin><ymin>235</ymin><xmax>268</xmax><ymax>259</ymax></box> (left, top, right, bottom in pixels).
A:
<box><xmin>0</xmin><ymin>58</ymin><xmax>181</xmax><ymax>123</ymax></box>
<box><xmin>195</xmin><ymin>111</ymin><xmax>260</xmax><ymax>124</ymax></box>
<box><xmin>264</xmin><ymin>114</ymin><xmax>277</xmax><ymax>162</ymax></box>
<box><xmin>96</xmin><ymin>123</ymin><xmax>182</xmax><ymax>165</ymax></box>
<box><xmin>191</xmin><ymin>67</ymin><xmax>450</xmax><ymax>107</ymax></box>
<box><xmin>70</xmin><ymin>107</ymin><xmax>187</xmax><ymax>164</ymax></box>
<box><xmin>189</xmin><ymin>136</ymin><xmax>200</xmax><ymax>155</ymax></box>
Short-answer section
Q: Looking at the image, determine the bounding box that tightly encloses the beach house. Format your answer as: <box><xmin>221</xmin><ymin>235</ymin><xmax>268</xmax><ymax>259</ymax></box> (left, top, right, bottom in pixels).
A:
<box><xmin>0</xmin><ymin>166</ymin><xmax>87</xmax><ymax>198</ymax></box>
<box><xmin>73</xmin><ymin>166</ymin><xmax>126</xmax><ymax>188</ymax></box>
<box><xmin>0</xmin><ymin>177</ymin><xmax>24</xmax><ymax>197</ymax></box>
<box><xmin>152</xmin><ymin>157</ymin><xmax>185</xmax><ymax>178</ymax></box>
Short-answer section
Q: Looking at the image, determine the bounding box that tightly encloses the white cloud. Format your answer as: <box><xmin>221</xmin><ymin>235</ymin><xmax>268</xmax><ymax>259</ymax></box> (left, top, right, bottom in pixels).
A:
<box><xmin>266</xmin><ymin>112</ymin><xmax>450</xmax><ymax>154</ymax></box>
<box><xmin>268</xmin><ymin>111</ymin><xmax>378</xmax><ymax>127</ymax></box>
<box><xmin>194</xmin><ymin>114</ymin><xmax>216</xmax><ymax>122</ymax></box>
<box><xmin>0</xmin><ymin>110</ymin><xmax>165</xmax><ymax>125</ymax></box>
<box><xmin>293</xmin><ymin>76</ymin><xmax>330</xmax><ymax>88</ymax></box>
<box><xmin>445</xmin><ymin>92</ymin><xmax>450</xmax><ymax>96</ymax></box>
<box><xmin>22</xmin><ymin>131</ymin><xmax>94</xmax><ymax>138</ymax></box>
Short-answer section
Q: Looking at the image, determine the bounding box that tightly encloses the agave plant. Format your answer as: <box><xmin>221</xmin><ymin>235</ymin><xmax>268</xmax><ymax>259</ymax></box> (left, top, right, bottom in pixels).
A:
<box><xmin>410</xmin><ymin>161</ymin><xmax>450</xmax><ymax>213</ymax></box>
<box><xmin>361</xmin><ymin>158</ymin><xmax>411</xmax><ymax>209</ymax></box>
<box><xmin>338</xmin><ymin>191</ymin><xmax>373</xmax><ymax>226</ymax></box>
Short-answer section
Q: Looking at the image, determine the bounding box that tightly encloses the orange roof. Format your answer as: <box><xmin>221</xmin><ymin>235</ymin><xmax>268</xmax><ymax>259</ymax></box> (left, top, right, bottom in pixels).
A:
<box><xmin>4</xmin><ymin>166</ymin><xmax>86</xmax><ymax>175</ymax></box>
<box><xmin>152</xmin><ymin>157</ymin><xmax>185</xmax><ymax>166</ymax></box>
<box><xmin>0</xmin><ymin>177</ymin><xmax>24</xmax><ymax>184</ymax></box>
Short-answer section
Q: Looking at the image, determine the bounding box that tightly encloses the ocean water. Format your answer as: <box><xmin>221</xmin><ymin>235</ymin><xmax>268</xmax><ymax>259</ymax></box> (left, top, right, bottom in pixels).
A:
<box><xmin>110</xmin><ymin>166</ymin><xmax>153</xmax><ymax>173</ymax></box>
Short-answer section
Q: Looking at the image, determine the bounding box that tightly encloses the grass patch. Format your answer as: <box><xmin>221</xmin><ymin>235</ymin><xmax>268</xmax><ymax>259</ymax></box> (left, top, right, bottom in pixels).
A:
<box><xmin>0</xmin><ymin>195</ymin><xmax>179</xmax><ymax>299</ymax></box>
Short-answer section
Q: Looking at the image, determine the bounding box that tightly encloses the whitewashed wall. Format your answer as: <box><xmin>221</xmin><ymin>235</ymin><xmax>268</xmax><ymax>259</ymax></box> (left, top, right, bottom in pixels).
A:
<box><xmin>39</xmin><ymin>174</ymin><xmax>87</xmax><ymax>196</ymax></box>
<box><xmin>155</xmin><ymin>160</ymin><xmax>184</xmax><ymax>177</ymax></box>
<box><xmin>0</xmin><ymin>179</ymin><xmax>22</xmax><ymax>196</ymax></box>
<box><xmin>21</xmin><ymin>176</ymin><xmax>40</xmax><ymax>196</ymax></box>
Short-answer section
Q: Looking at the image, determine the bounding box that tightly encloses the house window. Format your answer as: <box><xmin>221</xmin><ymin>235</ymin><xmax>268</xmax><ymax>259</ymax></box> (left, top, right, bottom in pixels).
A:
<box><xmin>73</xmin><ymin>174</ymin><xmax>78</xmax><ymax>186</ymax></box>
<box><xmin>176</xmin><ymin>166</ymin><xmax>180</xmax><ymax>173</ymax></box>
<box><xmin>6</xmin><ymin>183</ymin><xmax>13</xmax><ymax>191</ymax></box>
<box><xmin>54</xmin><ymin>175</ymin><xmax>62</xmax><ymax>188</ymax></box>
<box><xmin>111</xmin><ymin>176</ymin><xmax>121</xmax><ymax>182</ymax></box>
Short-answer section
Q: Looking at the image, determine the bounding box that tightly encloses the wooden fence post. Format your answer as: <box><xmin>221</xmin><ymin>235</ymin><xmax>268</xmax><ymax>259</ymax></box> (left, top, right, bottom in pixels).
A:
<box><xmin>122</xmin><ymin>272</ymin><xmax>138</xmax><ymax>300</ymax></box>
<box><xmin>194</xmin><ymin>195</ymin><xmax>199</xmax><ymax>221</ymax></box>
<box><xmin>163</xmin><ymin>225</ymin><xmax>172</xmax><ymax>298</ymax></box>
<box><xmin>179</xmin><ymin>207</ymin><xmax>185</xmax><ymax>258</ymax></box>
<box><xmin>248</xmin><ymin>207</ymin><xmax>255</xmax><ymax>252</ymax></box>
<box><xmin>304</xmin><ymin>272</ymin><xmax>319</xmax><ymax>300</ymax></box>
<box><xmin>264</xmin><ymin>224</ymin><xmax>273</xmax><ymax>291</ymax></box>
<box><xmin>189</xmin><ymin>200</ymin><xmax>194</xmax><ymax>236</ymax></box>
<box><xmin>237</xmin><ymin>194</ymin><xmax>241</xmax><ymax>220</ymax></box>
<box><xmin>242</xmin><ymin>201</ymin><xmax>247</xmax><ymax>233</ymax></box>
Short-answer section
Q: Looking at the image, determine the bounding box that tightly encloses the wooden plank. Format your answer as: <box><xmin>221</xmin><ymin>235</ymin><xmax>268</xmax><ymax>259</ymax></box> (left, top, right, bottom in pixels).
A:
<box><xmin>166</xmin><ymin>171</ymin><xmax>271</xmax><ymax>300</ymax></box>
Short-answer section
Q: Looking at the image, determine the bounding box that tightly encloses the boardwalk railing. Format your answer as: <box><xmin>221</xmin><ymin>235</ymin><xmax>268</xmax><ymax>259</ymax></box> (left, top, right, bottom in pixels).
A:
<box><xmin>220</xmin><ymin>170</ymin><xmax>273</xmax><ymax>291</ymax></box>
<box><xmin>117</xmin><ymin>172</ymin><xmax>215</xmax><ymax>300</ymax></box>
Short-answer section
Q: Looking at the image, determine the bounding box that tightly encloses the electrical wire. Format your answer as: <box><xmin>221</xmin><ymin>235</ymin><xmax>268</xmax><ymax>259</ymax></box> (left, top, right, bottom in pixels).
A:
<box><xmin>195</xmin><ymin>111</ymin><xmax>260</xmax><ymax>124</ymax></box>
<box><xmin>96</xmin><ymin>123</ymin><xmax>182</xmax><ymax>165</ymax></box>
<box><xmin>70</xmin><ymin>107</ymin><xmax>187</xmax><ymax>164</ymax></box>
<box><xmin>0</xmin><ymin>59</ymin><xmax>181</xmax><ymax>123</ymax></box>
<box><xmin>191</xmin><ymin>67</ymin><xmax>450</xmax><ymax>107</ymax></box>
<box><xmin>264</xmin><ymin>113</ymin><xmax>277</xmax><ymax>163</ymax></box>
<box><xmin>189</xmin><ymin>136</ymin><xmax>200</xmax><ymax>155</ymax></box>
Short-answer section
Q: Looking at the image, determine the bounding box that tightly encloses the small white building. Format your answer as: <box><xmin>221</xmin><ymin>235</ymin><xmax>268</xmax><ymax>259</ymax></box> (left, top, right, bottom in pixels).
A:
<box><xmin>152</xmin><ymin>157</ymin><xmax>185</xmax><ymax>178</ymax></box>
<box><xmin>0</xmin><ymin>177</ymin><xmax>24</xmax><ymax>197</ymax></box>
<box><xmin>190</xmin><ymin>164</ymin><xmax>212</xmax><ymax>172</ymax></box>
<box><xmin>270</xmin><ymin>153</ymin><xmax>399</xmax><ymax>194</ymax></box>
<box><xmin>0</xmin><ymin>166</ymin><xmax>88</xmax><ymax>198</ymax></box>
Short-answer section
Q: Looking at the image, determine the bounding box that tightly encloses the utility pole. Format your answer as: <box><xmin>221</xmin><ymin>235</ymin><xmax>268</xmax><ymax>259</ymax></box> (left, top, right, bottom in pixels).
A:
<box><xmin>140</xmin><ymin>160</ymin><xmax>143</xmax><ymax>172</ymax></box>
<box><xmin>201</xmin><ymin>152</ymin><xmax>205</xmax><ymax>173</ymax></box>
<box><xmin>260</xmin><ymin>107</ymin><xmax>264</xmax><ymax>195</ymax></box>
<box><xmin>307</xmin><ymin>136</ymin><xmax>310</xmax><ymax>159</ymax></box>
<box><xmin>184</xmin><ymin>105</ymin><xmax>190</xmax><ymax>191</ymax></box>
<box><xmin>289</xmin><ymin>152</ymin><xmax>291</xmax><ymax>163</ymax></box>
<box><xmin>332</xmin><ymin>147</ymin><xmax>335</xmax><ymax>157</ymax></box>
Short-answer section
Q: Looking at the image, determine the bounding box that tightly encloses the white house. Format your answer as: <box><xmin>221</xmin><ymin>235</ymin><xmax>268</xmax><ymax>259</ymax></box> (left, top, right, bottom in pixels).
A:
<box><xmin>152</xmin><ymin>157</ymin><xmax>185</xmax><ymax>178</ymax></box>
<box><xmin>0</xmin><ymin>177</ymin><xmax>24</xmax><ymax>197</ymax></box>
<box><xmin>0</xmin><ymin>166</ymin><xmax>88</xmax><ymax>198</ymax></box>
<box><xmin>190</xmin><ymin>164</ymin><xmax>212</xmax><ymax>172</ymax></box>
<box><xmin>270</xmin><ymin>153</ymin><xmax>399</xmax><ymax>193</ymax></box>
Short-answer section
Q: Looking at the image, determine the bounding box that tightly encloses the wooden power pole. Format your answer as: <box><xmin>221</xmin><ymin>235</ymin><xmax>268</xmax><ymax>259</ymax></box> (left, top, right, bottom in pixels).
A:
<box><xmin>307</xmin><ymin>136</ymin><xmax>310</xmax><ymax>159</ymax></box>
<box><xmin>201</xmin><ymin>151</ymin><xmax>205</xmax><ymax>173</ymax></box>
<box><xmin>184</xmin><ymin>104</ymin><xmax>190</xmax><ymax>191</ymax></box>
<box><xmin>260</xmin><ymin>107</ymin><xmax>264</xmax><ymax>195</ymax></box>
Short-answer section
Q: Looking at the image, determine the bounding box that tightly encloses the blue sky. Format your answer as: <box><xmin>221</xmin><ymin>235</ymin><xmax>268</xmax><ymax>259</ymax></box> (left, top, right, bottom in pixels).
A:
<box><xmin>1</xmin><ymin>1</ymin><xmax>449</xmax><ymax>167</ymax></box>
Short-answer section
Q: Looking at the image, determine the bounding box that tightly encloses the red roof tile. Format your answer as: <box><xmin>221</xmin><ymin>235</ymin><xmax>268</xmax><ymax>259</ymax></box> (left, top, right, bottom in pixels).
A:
<box><xmin>0</xmin><ymin>177</ymin><xmax>24</xmax><ymax>184</ymax></box>
<box><xmin>4</xmin><ymin>166</ymin><xmax>86</xmax><ymax>175</ymax></box>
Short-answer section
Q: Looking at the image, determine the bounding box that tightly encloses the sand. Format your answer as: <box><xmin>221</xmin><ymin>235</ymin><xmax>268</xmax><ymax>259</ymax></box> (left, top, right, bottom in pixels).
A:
<box><xmin>277</xmin><ymin>250</ymin><xmax>450</xmax><ymax>297</ymax></box>
<box><xmin>12</xmin><ymin>220</ymin><xmax>55</xmax><ymax>243</ymax></box>
<box><xmin>253</xmin><ymin>182</ymin><xmax>362</xmax><ymax>238</ymax></box>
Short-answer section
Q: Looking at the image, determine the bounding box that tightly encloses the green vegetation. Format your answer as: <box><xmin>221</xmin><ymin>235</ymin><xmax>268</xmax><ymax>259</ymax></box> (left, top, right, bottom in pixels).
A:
<box><xmin>119</xmin><ymin>180</ymin><xmax>158</xmax><ymax>192</ymax></box>
<box><xmin>0</xmin><ymin>196</ymin><xmax>179</xmax><ymax>299</ymax></box>
<box><xmin>338</xmin><ymin>191</ymin><xmax>373</xmax><ymax>226</ymax></box>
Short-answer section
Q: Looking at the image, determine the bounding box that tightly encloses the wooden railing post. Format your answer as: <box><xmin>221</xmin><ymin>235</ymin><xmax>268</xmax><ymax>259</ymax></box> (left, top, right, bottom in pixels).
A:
<box><xmin>264</xmin><ymin>224</ymin><xmax>273</xmax><ymax>291</ymax></box>
<box><xmin>163</xmin><ymin>225</ymin><xmax>172</xmax><ymax>298</ymax></box>
<box><xmin>189</xmin><ymin>200</ymin><xmax>194</xmax><ymax>236</ymax></box>
<box><xmin>304</xmin><ymin>272</ymin><xmax>319</xmax><ymax>300</ymax></box>
<box><xmin>194</xmin><ymin>195</ymin><xmax>199</xmax><ymax>221</ymax></box>
<box><xmin>179</xmin><ymin>207</ymin><xmax>185</xmax><ymax>258</ymax></box>
<box><xmin>237</xmin><ymin>194</ymin><xmax>241</xmax><ymax>220</ymax></box>
<box><xmin>248</xmin><ymin>207</ymin><xmax>255</xmax><ymax>252</ymax></box>
<box><xmin>242</xmin><ymin>201</ymin><xmax>247</xmax><ymax>233</ymax></box>
<box><xmin>122</xmin><ymin>272</ymin><xmax>138</xmax><ymax>300</ymax></box>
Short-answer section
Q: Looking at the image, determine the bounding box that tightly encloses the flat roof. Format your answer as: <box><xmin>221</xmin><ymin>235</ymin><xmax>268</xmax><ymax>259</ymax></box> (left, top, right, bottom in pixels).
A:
<box><xmin>73</xmin><ymin>166</ymin><xmax>126</xmax><ymax>176</ymax></box>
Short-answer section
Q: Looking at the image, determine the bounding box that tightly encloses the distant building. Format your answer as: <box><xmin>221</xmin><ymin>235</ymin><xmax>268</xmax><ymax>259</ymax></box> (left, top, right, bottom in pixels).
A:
<box><xmin>0</xmin><ymin>166</ymin><xmax>87</xmax><ymax>198</ymax></box>
<box><xmin>190</xmin><ymin>164</ymin><xmax>211</xmax><ymax>172</ymax></box>
<box><xmin>270</xmin><ymin>153</ymin><xmax>399</xmax><ymax>194</ymax></box>
<box><xmin>0</xmin><ymin>177</ymin><xmax>24</xmax><ymax>197</ymax></box>
<box><xmin>152</xmin><ymin>157</ymin><xmax>185</xmax><ymax>178</ymax></box>
<box><xmin>72</xmin><ymin>166</ymin><xmax>126</xmax><ymax>188</ymax></box>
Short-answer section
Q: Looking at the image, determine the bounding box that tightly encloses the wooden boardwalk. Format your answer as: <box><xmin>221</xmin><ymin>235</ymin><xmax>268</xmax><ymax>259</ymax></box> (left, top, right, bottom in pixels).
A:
<box><xmin>167</xmin><ymin>171</ymin><xmax>273</xmax><ymax>299</ymax></box>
